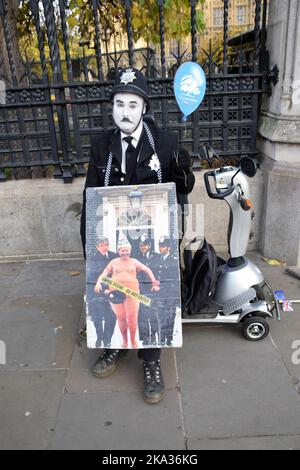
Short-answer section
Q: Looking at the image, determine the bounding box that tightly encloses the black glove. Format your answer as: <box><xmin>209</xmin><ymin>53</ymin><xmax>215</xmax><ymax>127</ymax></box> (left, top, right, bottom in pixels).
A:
<box><xmin>175</xmin><ymin>147</ymin><xmax>193</xmax><ymax>172</ymax></box>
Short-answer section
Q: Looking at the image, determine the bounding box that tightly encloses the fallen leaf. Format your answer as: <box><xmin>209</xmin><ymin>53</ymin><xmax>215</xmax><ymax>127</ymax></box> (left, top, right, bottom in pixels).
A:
<box><xmin>261</xmin><ymin>257</ymin><xmax>287</xmax><ymax>266</ymax></box>
<box><xmin>69</xmin><ymin>271</ymin><xmax>80</xmax><ymax>277</ymax></box>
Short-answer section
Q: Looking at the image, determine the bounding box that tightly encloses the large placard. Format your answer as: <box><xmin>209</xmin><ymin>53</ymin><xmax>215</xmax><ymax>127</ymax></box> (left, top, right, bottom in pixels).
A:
<box><xmin>86</xmin><ymin>183</ymin><xmax>182</xmax><ymax>349</ymax></box>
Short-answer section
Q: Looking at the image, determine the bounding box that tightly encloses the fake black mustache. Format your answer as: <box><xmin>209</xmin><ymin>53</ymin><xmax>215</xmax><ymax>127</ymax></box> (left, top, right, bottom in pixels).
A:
<box><xmin>121</xmin><ymin>118</ymin><xmax>133</xmax><ymax>123</ymax></box>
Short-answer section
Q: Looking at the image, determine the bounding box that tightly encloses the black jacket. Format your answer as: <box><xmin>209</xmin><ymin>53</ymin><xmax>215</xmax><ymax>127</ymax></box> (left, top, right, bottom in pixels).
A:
<box><xmin>87</xmin><ymin>250</ymin><xmax>117</xmax><ymax>283</ymax></box>
<box><xmin>136</xmin><ymin>251</ymin><xmax>160</xmax><ymax>294</ymax></box>
<box><xmin>80</xmin><ymin>123</ymin><xmax>195</xmax><ymax>252</ymax></box>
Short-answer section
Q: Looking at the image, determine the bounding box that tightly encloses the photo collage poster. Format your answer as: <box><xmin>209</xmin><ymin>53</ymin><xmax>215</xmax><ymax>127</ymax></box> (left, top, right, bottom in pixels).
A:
<box><xmin>85</xmin><ymin>183</ymin><xmax>182</xmax><ymax>349</ymax></box>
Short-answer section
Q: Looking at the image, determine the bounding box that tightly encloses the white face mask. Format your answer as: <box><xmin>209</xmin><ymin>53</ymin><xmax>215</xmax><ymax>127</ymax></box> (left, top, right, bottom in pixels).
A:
<box><xmin>113</xmin><ymin>93</ymin><xmax>146</xmax><ymax>135</ymax></box>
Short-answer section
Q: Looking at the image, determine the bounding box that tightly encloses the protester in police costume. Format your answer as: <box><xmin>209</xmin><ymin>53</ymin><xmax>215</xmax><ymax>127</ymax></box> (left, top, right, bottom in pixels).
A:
<box><xmin>80</xmin><ymin>66</ymin><xmax>195</xmax><ymax>404</ymax></box>
<box><xmin>136</xmin><ymin>234</ymin><xmax>160</xmax><ymax>346</ymax></box>
<box><xmin>87</xmin><ymin>237</ymin><xmax>117</xmax><ymax>348</ymax></box>
<box><xmin>155</xmin><ymin>236</ymin><xmax>180</xmax><ymax>346</ymax></box>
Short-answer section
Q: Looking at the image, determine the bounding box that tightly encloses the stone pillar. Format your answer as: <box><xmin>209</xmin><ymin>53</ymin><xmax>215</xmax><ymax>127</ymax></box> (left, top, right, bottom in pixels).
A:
<box><xmin>257</xmin><ymin>0</ymin><xmax>300</xmax><ymax>265</ymax></box>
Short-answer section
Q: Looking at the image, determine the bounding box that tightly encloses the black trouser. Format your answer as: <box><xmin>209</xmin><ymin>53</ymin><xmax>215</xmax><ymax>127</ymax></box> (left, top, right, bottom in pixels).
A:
<box><xmin>138</xmin><ymin>303</ymin><xmax>159</xmax><ymax>345</ymax></box>
<box><xmin>155</xmin><ymin>298</ymin><xmax>177</xmax><ymax>345</ymax></box>
<box><xmin>91</xmin><ymin>302</ymin><xmax>116</xmax><ymax>347</ymax></box>
<box><xmin>160</xmin><ymin>299</ymin><xmax>177</xmax><ymax>344</ymax></box>
<box><xmin>89</xmin><ymin>299</ymin><xmax>116</xmax><ymax>346</ymax></box>
<box><xmin>137</xmin><ymin>348</ymin><xmax>161</xmax><ymax>362</ymax></box>
<box><xmin>104</xmin><ymin>348</ymin><xmax>161</xmax><ymax>362</ymax></box>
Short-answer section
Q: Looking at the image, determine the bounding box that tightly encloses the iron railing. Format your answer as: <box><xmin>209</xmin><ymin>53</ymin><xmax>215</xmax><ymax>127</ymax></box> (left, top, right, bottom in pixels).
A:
<box><xmin>0</xmin><ymin>0</ymin><xmax>272</xmax><ymax>182</ymax></box>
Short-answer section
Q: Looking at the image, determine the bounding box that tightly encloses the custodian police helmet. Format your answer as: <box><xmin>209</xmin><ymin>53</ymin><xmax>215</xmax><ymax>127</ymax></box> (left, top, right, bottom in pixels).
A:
<box><xmin>111</xmin><ymin>67</ymin><xmax>150</xmax><ymax>112</ymax></box>
<box><xmin>139</xmin><ymin>233</ymin><xmax>152</xmax><ymax>246</ymax></box>
<box><xmin>158</xmin><ymin>236</ymin><xmax>171</xmax><ymax>247</ymax></box>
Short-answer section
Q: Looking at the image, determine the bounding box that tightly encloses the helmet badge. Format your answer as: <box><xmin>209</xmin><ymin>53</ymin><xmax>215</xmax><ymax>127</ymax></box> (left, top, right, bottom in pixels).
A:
<box><xmin>120</xmin><ymin>68</ymin><xmax>137</xmax><ymax>85</ymax></box>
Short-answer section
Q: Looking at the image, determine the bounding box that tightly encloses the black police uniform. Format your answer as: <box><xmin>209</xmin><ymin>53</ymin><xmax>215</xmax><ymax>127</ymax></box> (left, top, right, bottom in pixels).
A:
<box><xmin>156</xmin><ymin>248</ymin><xmax>180</xmax><ymax>346</ymax></box>
<box><xmin>136</xmin><ymin>248</ymin><xmax>160</xmax><ymax>346</ymax></box>
<box><xmin>87</xmin><ymin>250</ymin><xmax>117</xmax><ymax>348</ymax></box>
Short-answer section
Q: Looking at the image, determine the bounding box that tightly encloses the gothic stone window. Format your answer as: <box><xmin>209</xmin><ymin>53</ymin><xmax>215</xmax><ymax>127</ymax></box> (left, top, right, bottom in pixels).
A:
<box><xmin>236</xmin><ymin>5</ymin><xmax>247</xmax><ymax>25</ymax></box>
<box><xmin>213</xmin><ymin>7</ymin><xmax>223</xmax><ymax>27</ymax></box>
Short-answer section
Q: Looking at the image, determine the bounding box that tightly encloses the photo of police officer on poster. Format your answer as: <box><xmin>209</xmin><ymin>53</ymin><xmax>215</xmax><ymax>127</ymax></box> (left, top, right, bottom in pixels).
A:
<box><xmin>85</xmin><ymin>183</ymin><xmax>182</xmax><ymax>350</ymax></box>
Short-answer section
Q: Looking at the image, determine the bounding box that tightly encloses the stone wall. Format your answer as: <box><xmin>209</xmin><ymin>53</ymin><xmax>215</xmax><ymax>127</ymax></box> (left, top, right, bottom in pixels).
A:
<box><xmin>257</xmin><ymin>0</ymin><xmax>300</xmax><ymax>266</ymax></box>
<box><xmin>0</xmin><ymin>172</ymin><xmax>263</xmax><ymax>259</ymax></box>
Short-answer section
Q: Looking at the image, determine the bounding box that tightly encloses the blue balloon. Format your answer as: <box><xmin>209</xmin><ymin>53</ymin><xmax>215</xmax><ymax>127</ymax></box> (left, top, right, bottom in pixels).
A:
<box><xmin>174</xmin><ymin>62</ymin><xmax>206</xmax><ymax>121</ymax></box>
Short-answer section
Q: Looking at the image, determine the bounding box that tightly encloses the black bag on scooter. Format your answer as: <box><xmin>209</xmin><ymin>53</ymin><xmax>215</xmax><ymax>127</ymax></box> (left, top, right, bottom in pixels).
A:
<box><xmin>181</xmin><ymin>238</ymin><xmax>220</xmax><ymax>315</ymax></box>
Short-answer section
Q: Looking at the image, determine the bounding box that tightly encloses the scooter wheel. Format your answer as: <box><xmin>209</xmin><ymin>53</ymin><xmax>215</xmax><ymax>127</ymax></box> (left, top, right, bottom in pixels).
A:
<box><xmin>241</xmin><ymin>316</ymin><xmax>270</xmax><ymax>341</ymax></box>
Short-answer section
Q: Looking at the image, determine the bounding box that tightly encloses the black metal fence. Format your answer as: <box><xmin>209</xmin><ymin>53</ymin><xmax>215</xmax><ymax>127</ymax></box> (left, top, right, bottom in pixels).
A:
<box><xmin>0</xmin><ymin>0</ymin><xmax>274</xmax><ymax>182</ymax></box>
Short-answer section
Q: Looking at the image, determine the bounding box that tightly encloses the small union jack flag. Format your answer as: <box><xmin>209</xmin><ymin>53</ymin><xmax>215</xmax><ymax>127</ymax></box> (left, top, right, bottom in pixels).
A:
<box><xmin>282</xmin><ymin>300</ymin><xmax>294</xmax><ymax>312</ymax></box>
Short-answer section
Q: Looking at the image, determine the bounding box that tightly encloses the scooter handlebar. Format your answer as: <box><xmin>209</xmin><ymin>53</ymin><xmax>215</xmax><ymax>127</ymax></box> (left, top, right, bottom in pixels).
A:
<box><xmin>204</xmin><ymin>171</ymin><xmax>235</xmax><ymax>199</ymax></box>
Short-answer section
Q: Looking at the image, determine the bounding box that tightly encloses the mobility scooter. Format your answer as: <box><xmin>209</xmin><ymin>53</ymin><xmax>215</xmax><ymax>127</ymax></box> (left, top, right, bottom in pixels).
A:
<box><xmin>181</xmin><ymin>146</ymin><xmax>279</xmax><ymax>341</ymax></box>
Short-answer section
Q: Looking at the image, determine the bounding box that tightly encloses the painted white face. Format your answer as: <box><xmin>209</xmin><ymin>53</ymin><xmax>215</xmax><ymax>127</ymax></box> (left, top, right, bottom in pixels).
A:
<box><xmin>113</xmin><ymin>92</ymin><xmax>146</xmax><ymax>135</ymax></box>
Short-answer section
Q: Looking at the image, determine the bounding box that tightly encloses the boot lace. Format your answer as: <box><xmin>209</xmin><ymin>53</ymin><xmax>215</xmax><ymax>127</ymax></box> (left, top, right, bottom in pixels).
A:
<box><xmin>143</xmin><ymin>360</ymin><xmax>161</xmax><ymax>384</ymax></box>
<box><xmin>99</xmin><ymin>349</ymin><xmax>120</xmax><ymax>365</ymax></box>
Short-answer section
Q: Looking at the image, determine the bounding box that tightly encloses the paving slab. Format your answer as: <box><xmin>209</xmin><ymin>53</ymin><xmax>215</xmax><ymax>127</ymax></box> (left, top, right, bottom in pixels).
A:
<box><xmin>0</xmin><ymin>370</ymin><xmax>66</xmax><ymax>450</ymax></box>
<box><xmin>1</xmin><ymin>253</ymin><xmax>300</xmax><ymax>450</ymax></box>
<box><xmin>187</xmin><ymin>435</ymin><xmax>300</xmax><ymax>450</ymax></box>
<box><xmin>48</xmin><ymin>389</ymin><xmax>184</xmax><ymax>450</ymax></box>
<box><xmin>248</xmin><ymin>252</ymin><xmax>300</xmax><ymax>381</ymax></box>
<box><xmin>177</xmin><ymin>327</ymin><xmax>300</xmax><ymax>440</ymax></box>
<box><xmin>0</xmin><ymin>294</ymin><xmax>82</xmax><ymax>370</ymax></box>
<box><xmin>66</xmin><ymin>339</ymin><xmax>178</xmax><ymax>393</ymax></box>
<box><xmin>0</xmin><ymin>262</ymin><xmax>25</xmax><ymax>302</ymax></box>
<box><xmin>9</xmin><ymin>259</ymin><xmax>85</xmax><ymax>299</ymax></box>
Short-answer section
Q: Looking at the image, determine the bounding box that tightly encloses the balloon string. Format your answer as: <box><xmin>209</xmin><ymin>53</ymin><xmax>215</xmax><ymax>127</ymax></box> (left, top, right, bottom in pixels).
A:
<box><xmin>182</xmin><ymin>115</ymin><xmax>188</xmax><ymax>139</ymax></box>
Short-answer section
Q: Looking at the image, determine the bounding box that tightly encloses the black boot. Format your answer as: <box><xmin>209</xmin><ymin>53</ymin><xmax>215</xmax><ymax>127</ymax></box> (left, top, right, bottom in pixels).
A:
<box><xmin>93</xmin><ymin>349</ymin><xmax>127</xmax><ymax>378</ymax></box>
<box><xmin>143</xmin><ymin>360</ymin><xmax>164</xmax><ymax>404</ymax></box>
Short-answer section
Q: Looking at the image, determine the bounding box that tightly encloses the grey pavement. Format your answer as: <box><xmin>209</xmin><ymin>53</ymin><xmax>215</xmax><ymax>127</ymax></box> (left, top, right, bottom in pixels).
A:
<box><xmin>0</xmin><ymin>254</ymin><xmax>300</xmax><ymax>450</ymax></box>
